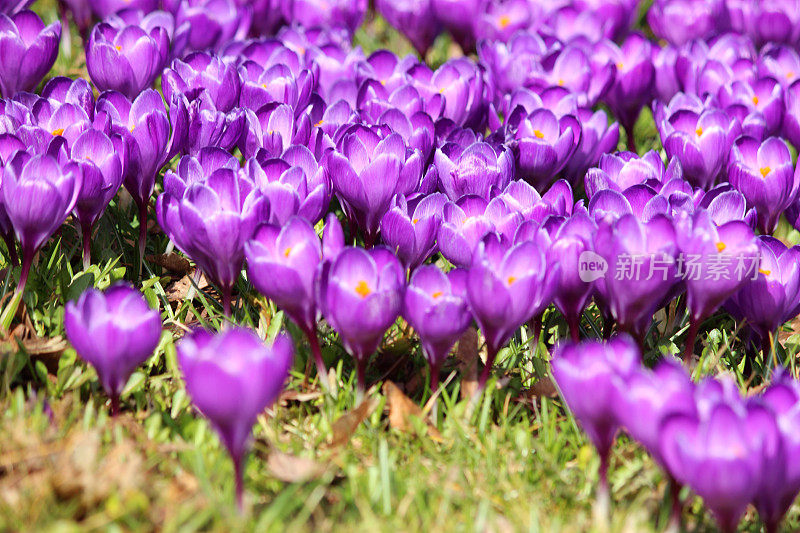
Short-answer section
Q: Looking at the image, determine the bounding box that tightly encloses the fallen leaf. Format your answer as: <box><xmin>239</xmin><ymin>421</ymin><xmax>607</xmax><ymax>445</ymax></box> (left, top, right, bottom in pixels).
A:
<box><xmin>20</xmin><ymin>335</ymin><xmax>68</xmax><ymax>374</ymax></box>
<box><xmin>165</xmin><ymin>272</ymin><xmax>208</xmax><ymax>303</ymax></box>
<box><xmin>147</xmin><ymin>252</ymin><xmax>191</xmax><ymax>276</ymax></box>
<box><xmin>267</xmin><ymin>451</ymin><xmax>327</xmax><ymax>483</ymax></box>
<box><xmin>328</xmin><ymin>398</ymin><xmax>378</xmax><ymax>448</ymax></box>
<box><xmin>455</xmin><ymin>328</ymin><xmax>480</xmax><ymax>400</ymax></box>
<box><xmin>528</xmin><ymin>377</ymin><xmax>558</xmax><ymax>398</ymax></box>
<box><xmin>383</xmin><ymin>381</ymin><xmax>442</xmax><ymax>442</ymax></box>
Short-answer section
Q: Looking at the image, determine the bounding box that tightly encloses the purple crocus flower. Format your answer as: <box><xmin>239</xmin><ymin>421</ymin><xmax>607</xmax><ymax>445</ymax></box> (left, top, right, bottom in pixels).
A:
<box><xmin>162</xmin><ymin>52</ymin><xmax>242</xmax><ymax>114</ymax></box>
<box><xmin>659</xmin><ymin>400</ymin><xmax>779</xmax><ymax>533</ymax></box>
<box><xmin>467</xmin><ymin>234</ymin><xmax>552</xmax><ymax>390</ymax></box>
<box><xmin>69</xmin><ymin>129</ymin><xmax>125</xmax><ymax>270</ymax></box>
<box><xmin>246</xmin><ymin>145</ymin><xmax>331</xmax><ymax>225</ymax></box>
<box><xmin>597</xmin><ymin>34</ymin><xmax>654</xmax><ymax>151</ymax></box>
<box><xmin>0</xmin><ymin>10</ymin><xmax>61</xmax><ymax>98</ymax></box>
<box><xmin>64</xmin><ymin>284</ymin><xmax>161</xmax><ymax>415</ymax></box>
<box><xmin>551</xmin><ymin>336</ymin><xmax>641</xmax><ymax>503</ymax></box>
<box><xmin>726</xmin><ymin>237</ymin><xmax>800</xmax><ymax>357</ymax></box>
<box><xmin>562</xmin><ymin>108</ymin><xmax>620</xmax><ymax>185</ymax></box>
<box><xmin>647</xmin><ymin>0</ymin><xmax>723</xmax><ymax>46</ymax></box>
<box><xmin>380</xmin><ymin>192</ymin><xmax>446</xmax><ymax>269</ymax></box>
<box><xmin>375</xmin><ymin>0</ymin><xmax>440</xmax><ymax>57</ymax></box>
<box><xmin>90</xmin><ymin>0</ymin><xmax>158</xmax><ymax>20</ymax></box>
<box><xmin>95</xmin><ymin>89</ymin><xmax>173</xmax><ymax>273</ymax></box>
<box><xmin>585</xmin><ymin>151</ymin><xmax>683</xmax><ymax>198</ymax></box>
<box><xmin>177</xmin><ymin>327</ymin><xmax>292</xmax><ymax>509</ymax></box>
<box><xmin>281</xmin><ymin>0</ymin><xmax>367</xmax><ymax>35</ymax></box>
<box><xmin>172</xmin><ymin>0</ymin><xmax>250</xmax><ymax>52</ymax></box>
<box><xmin>0</xmin><ymin>132</ymin><xmax>24</xmax><ymax>266</ymax></box>
<box><xmin>728</xmin><ymin>136</ymin><xmax>798</xmax><ymax>234</ymax></box>
<box><xmin>430</xmin><ymin>0</ymin><xmax>480</xmax><ymax>53</ymax></box>
<box><xmin>0</xmin><ymin>0</ymin><xmax>33</xmax><ymax>15</ymax></box>
<box><xmin>757</xmin><ymin>371</ymin><xmax>800</xmax><ymax>533</ymax></box>
<box><xmin>473</xmin><ymin>0</ymin><xmax>530</xmax><ymax>43</ymax></box>
<box><xmin>718</xmin><ymin>78</ymin><xmax>784</xmax><ymax>138</ymax></box>
<box><xmin>437</xmin><ymin>195</ymin><xmax>521</xmax><ymax>268</ymax></box>
<box><xmin>156</xmin><ymin>158</ymin><xmax>269</xmax><ymax>316</ymax></box>
<box><xmin>593</xmin><ymin>213</ymin><xmax>680</xmax><ymax>342</ymax></box>
<box><xmin>85</xmin><ymin>21</ymin><xmax>170</xmax><ymax>100</ymax></box>
<box><xmin>324</xmin><ymin>126</ymin><xmax>420</xmax><ymax>246</ymax></box>
<box><xmin>659</xmin><ymin>106</ymin><xmax>740</xmax><ymax>189</ymax></box>
<box><xmin>783</xmin><ymin>80</ymin><xmax>800</xmax><ymax>149</ymax></box>
<box><xmin>317</xmin><ymin>246</ymin><xmax>405</xmax><ymax>395</ymax></box>
<box><xmin>245</xmin><ymin>217</ymin><xmax>328</xmax><ymax>379</ymax></box>
<box><xmin>403</xmin><ymin>265</ymin><xmax>471</xmax><ymax>392</ymax></box>
<box><xmin>433</xmin><ymin>141</ymin><xmax>513</xmax><ymax>201</ymax></box>
<box><xmin>549</xmin><ymin>211</ymin><xmax>597</xmax><ymax>341</ymax></box>
<box><xmin>676</xmin><ymin>210</ymin><xmax>759</xmax><ymax>361</ymax></box>
<box><xmin>506</xmin><ymin>107</ymin><xmax>576</xmax><ymax>190</ymax></box>
<box><xmin>2</xmin><ymin>153</ymin><xmax>82</xmax><ymax>296</ymax></box>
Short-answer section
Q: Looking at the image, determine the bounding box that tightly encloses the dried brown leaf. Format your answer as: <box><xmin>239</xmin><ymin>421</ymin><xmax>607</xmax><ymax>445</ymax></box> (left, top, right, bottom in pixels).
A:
<box><xmin>328</xmin><ymin>398</ymin><xmax>378</xmax><ymax>448</ymax></box>
<box><xmin>20</xmin><ymin>335</ymin><xmax>68</xmax><ymax>374</ymax></box>
<box><xmin>267</xmin><ymin>451</ymin><xmax>328</xmax><ymax>483</ymax></box>
<box><xmin>528</xmin><ymin>377</ymin><xmax>558</xmax><ymax>398</ymax></box>
<box><xmin>147</xmin><ymin>252</ymin><xmax>191</xmax><ymax>276</ymax></box>
<box><xmin>383</xmin><ymin>381</ymin><xmax>442</xmax><ymax>442</ymax></box>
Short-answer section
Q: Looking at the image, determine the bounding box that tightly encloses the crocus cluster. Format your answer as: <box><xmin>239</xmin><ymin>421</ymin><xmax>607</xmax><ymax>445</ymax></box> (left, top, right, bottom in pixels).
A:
<box><xmin>554</xmin><ymin>337</ymin><xmax>800</xmax><ymax>533</ymax></box>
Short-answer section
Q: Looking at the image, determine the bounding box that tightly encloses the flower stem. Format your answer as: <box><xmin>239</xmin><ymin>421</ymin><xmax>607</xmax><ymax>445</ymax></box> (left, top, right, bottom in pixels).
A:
<box><xmin>81</xmin><ymin>220</ymin><xmax>92</xmax><ymax>271</ymax></box>
<box><xmin>477</xmin><ymin>345</ymin><xmax>498</xmax><ymax>392</ymax></box>
<box><xmin>682</xmin><ymin>319</ymin><xmax>699</xmax><ymax>364</ymax></box>
<box><xmin>305</xmin><ymin>328</ymin><xmax>329</xmax><ymax>390</ymax></box>
<box><xmin>15</xmin><ymin>249</ymin><xmax>33</xmax><ymax>298</ymax></box>
<box><xmin>356</xmin><ymin>359</ymin><xmax>368</xmax><ymax>403</ymax></box>
<box><xmin>567</xmin><ymin>313</ymin><xmax>580</xmax><ymax>342</ymax></box>
<box><xmin>233</xmin><ymin>455</ymin><xmax>244</xmax><ymax>512</ymax></box>
<box><xmin>137</xmin><ymin>200</ymin><xmax>147</xmax><ymax>280</ymax></box>
<box><xmin>222</xmin><ymin>284</ymin><xmax>232</xmax><ymax>318</ymax></box>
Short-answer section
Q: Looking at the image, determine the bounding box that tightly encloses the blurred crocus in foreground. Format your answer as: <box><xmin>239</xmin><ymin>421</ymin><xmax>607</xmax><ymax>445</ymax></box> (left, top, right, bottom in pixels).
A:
<box><xmin>64</xmin><ymin>284</ymin><xmax>161</xmax><ymax>415</ymax></box>
<box><xmin>177</xmin><ymin>327</ymin><xmax>292</xmax><ymax>509</ymax></box>
<box><xmin>551</xmin><ymin>336</ymin><xmax>640</xmax><ymax>519</ymax></box>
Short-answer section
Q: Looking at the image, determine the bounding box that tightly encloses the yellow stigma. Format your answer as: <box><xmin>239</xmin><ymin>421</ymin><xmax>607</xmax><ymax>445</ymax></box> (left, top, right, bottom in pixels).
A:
<box><xmin>438</xmin><ymin>87</ymin><xmax>446</xmax><ymax>94</ymax></box>
<box><xmin>533</xmin><ymin>129</ymin><xmax>544</xmax><ymax>139</ymax></box>
<box><xmin>52</xmin><ymin>128</ymin><xmax>64</xmax><ymax>136</ymax></box>
<box><xmin>788</xmin><ymin>71</ymin><xmax>795</xmax><ymax>79</ymax></box>
<box><xmin>380</xmin><ymin>79</ymin><xmax>387</xmax><ymax>86</ymax></box>
<box><xmin>262</xmin><ymin>83</ymin><xmax>268</xmax><ymax>89</ymax></box>
<box><xmin>432</xmin><ymin>291</ymin><xmax>443</xmax><ymax>299</ymax></box>
<box><xmin>498</xmin><ymin>15</ymin><xmax>511</xmax><ymax>29</ymax></box>
<box><xmin>759</xmin><ymin>268</ymin><xmax>772</xmax><ymax>276</ymax></box>
<box><xmin>412</xmin><ymin>218</ymin><xmax>419</xmax><ymax>224</ymax></box>
<box><xmin>760</xmin><ymin>167</ymin><xmax>771</xmax><ymax>177</ymax></box>
<box><xmin>752</xmin><ymin>96</ymin><xmax>759</xmax><ymax>105</ymax></box>
<box><xmin>355</xmin><ymin>280</ymin><xmax>371</xmax><ymax>298</ymax></box>
<box><xmin>283</xmin><ymin>247</ymin><xmax>292</xmax><ymax>258</ymax></box>
<box><xmin>129</xmin><ymin>124</ymin><xmax>135</xmax><ymax>133</ymax></box>
<box><xmin>557</xmin><ymin>79</ymin><xmax>565</xmax><ymax>86</ymax></box>
<box><xmin>115</xmin><ymin>45</ymin><xmax>122</xmax><ymax>51</ymax></box>
<box><xmin>507</xmin><ymin>275</ymin><xmax>517</xmax><ymax>285</ymax></box>
<box><xmin>695</xmin><ymin>127</ymin><xmax>703</xmax><ymax>137</ymax></box>
<box><xmin>314</xmin><ymin>119</ymin><xmax>324</xmax><ymax>127</ymax></box>
<box><xmin>616</xmin><ymin>62</ymin><xmax>624</xmax><ymax>70</ymax></box>
<box><xmin>716</xmin><ymin>241</ymin><xmax>727</xmax><ymax>252</ymax></box>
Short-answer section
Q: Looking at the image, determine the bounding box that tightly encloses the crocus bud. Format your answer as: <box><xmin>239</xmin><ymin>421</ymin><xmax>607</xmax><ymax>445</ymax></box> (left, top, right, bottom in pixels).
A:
<box><xmin>64</xmin><ymin>284</ymin><xmax>161</xmax><ymax>414</ymax></box>
<box><xmin>0</xmin><ymin>10</ymin><xmax>61</xmax><ymax>97</ymax></box>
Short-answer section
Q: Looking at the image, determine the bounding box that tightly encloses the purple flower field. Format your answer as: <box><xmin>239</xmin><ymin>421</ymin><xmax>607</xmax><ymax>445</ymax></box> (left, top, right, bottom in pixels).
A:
<box><xmin>3</xmin><ymin>0</ymin><xmax>800</xmax><ymax>530</ymax></box>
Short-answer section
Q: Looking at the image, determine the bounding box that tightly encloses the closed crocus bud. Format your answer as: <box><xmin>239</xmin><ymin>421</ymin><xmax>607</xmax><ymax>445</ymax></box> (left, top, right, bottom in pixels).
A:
<box><xmin>659</xmin><ymin>400</ymin><xmax>779</xmax><ymax>533</ymax></box>
<box><xmin>467</xmin><ymin>234</ymin><xmax>552</xmax><ymax>390</ymax></box>
<box><xmin>3</xmin><ymin>153</ymin><xmax>82</xmax><ymax>295</ymax></box>
<box><xmin>598</xmin><ymin>34</ymin><xmax>654</xmax><ymax>150</ymax></box>
<box><xmin>728</xmin><ymin>136</ymin><xmax>798</xmax><ymax>234</ymax></box>
<box><xmin>647</xmin><ymin>0</ymin><xmax>722</xmax><ymax>46</ymax></box>
<box><xmin>245</xmin><ymin>217</ymin><xmax>328</xmax><ymax>378</ymax></box>
<box><xmin>177</xmin><ymin>327</ymin><xmax>292</xmax><ymax>509</ymax></box>
<box><xmin>661</xmin><ymin>107</ymin><xmax>740</xmax><ymax>190</ymax></box>
<box><xmin>322</xmin><ymin>212</ymin><xmax>344</xmax><ymax>260</ymax></box>
<box><xmin>325</xmin><ymin>126</ymin><xmax>419</xmax><ymax>245</ymax></box>
<box><xmin>375</xmin><ymin>0</ymin><xmax>440</xmax><ymax>57</ymax></box>
<box><xmin>69</xmin><ymin>129</ymin><xmax>125</xmax><ymax>270</ymax></box>
<box><xmin>318</xmin><ymin>246</ymin><xmax>405</xmax><ymax>395</ymax></box>
<box><xmin>380</xmin><ymin>192</ymin><xmax>446</xmax><ymax>269</ymax></box>
<box><xmin>64</xmin><ymin>284</ymin><xmax>161</xmax><ymax>414</ymax></box>
<box><xmin>156</xmin><ymin>166</ymin><xmax>269</xmax><ymax>316</ymax></box>
<box><xmin>507</xmin><ymin>107</ymin><xmax>577</xmax><ymax>191</ymax></box>
<box><xmin>593</xmin><ymin>213</ymin><xmax>680</xmax><ymax>342</ymax></box>
<box><xmin>757</xmin><ymin>371</ymin><xmax>800</xmax><ymax>533</ymax></box>
<box><xmin>562</xmin><ymin>108</ymin><xmax>620</xmax><ymax>185</ymax></box>
<box><xmin>0</xmin><ymin>10</ymin><xmax>61</xmax><ymax>98</ymax></box>
<box><xmin>549</xmin><ymin>211</ymin><xmax>597</xmax><ymax>341</ymax></box>
<box><xmin>726</xmin><ymin>237</ymin><xmax>800</xmax><ymax>354</ymax></box>
<box><xmin>85</xmin><ymin>21</ymin><xmax>170</xmax><ymax>100</ymax></box>
<box><xmin>676</xmin><ymin>210</ymin><xmax>758</xmax><ymax>361</ymax></box>
<box><xmin>437</xmin><ymin>195</ymin><xmax>522</xmax><ymax>268</ymax></box>
<box><xmin>174</xmin><ymin>0</ymin><xmax>251</xmax><ymax>52</ymax></box>
<box><xmin>551</xmin><ymin>335</ymin><xmax>641</xmax><ymax>500</ymax></box>
<box><xmin>430</xmin><ymin>0</ymin><xmax>480</xmax><ymax>53</ymax></box>
<box><xmin>40</xmin><ymin>76</ymin><xmax>95</xmax><ymax>121</ymax></box>
<box><xmin>434</xmin><ymin>141</ymin><xmax>514</xmax><ymax>201</ymax></box>
<box><xmin>404</xmin><ymin>265</ymin><xmax>471</xmax><ymax>391</ymax></box>
<box><xmin>96</xmin><ymin>89</ymin><xmax>172</xmax><ymax>271</ymax></box>
<box><xmin>281</xmin><ymin>0</ymin><xmax>367</xmax><ymax>35</ymax></box>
